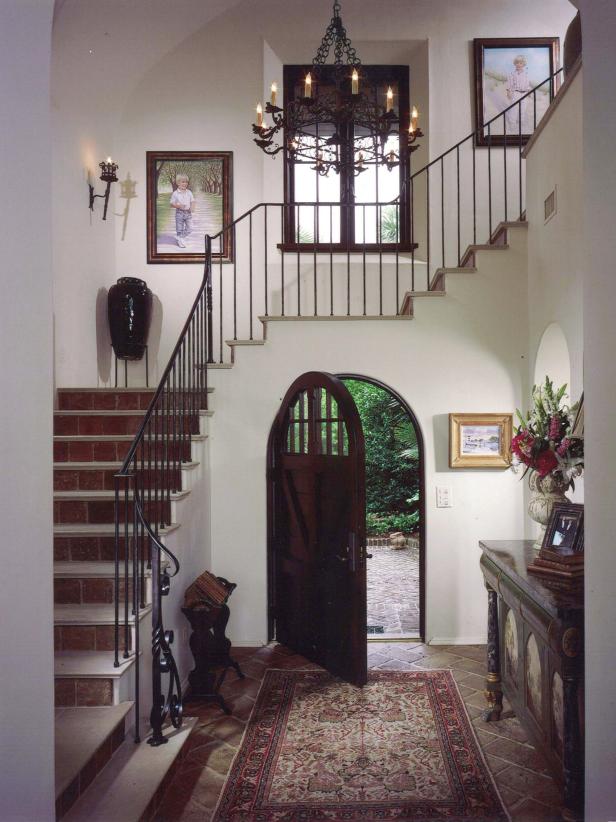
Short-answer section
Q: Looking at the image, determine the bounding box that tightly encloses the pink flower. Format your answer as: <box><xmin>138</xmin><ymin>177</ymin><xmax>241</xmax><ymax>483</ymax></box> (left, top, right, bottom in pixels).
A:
<box><xmin>511</xmin><ymin>430</ymin><xmax>534</xmax><ymax>464</ymax></box>
<box><xmin>535</xmin><ymin>448</ymin><xmax>558</xmax><ymax>477</ymax></box>
<box><xmin>548</xmin><ymin>415</ymin><xmax>561</xmax><ymax>441</ymax></box>
<box><xmin>557</xmin><ymin>437</ymin><xmax>571</xmax><ymax>457</ymax></box>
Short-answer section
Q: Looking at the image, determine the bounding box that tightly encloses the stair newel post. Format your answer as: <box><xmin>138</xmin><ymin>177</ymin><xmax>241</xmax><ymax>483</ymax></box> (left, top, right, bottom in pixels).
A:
<box><xmin>280</xmin><ymin>206</ymin><xmax>285</xmax><ymax>318</ymax></box>
<box><xmin>203</xmin><ymin>288</ymin><xmax>209</xmax><ymax>410</ymax></box>
<box><xmin>502</xmin><ymin>111</ymin><xmax>508</xmax><ymax>223</ymax></box>
<box><xmin>264</xmin><ymin>205</ymin><xmax>269</xmax><ymax>318</ymax></box>
<box><xmin>472</xmin><ymin>137</ymin><xmax>477</xmax><ymax>245</ymax></box>
<box><xmin>249</xmin><ymin>210</ymin><xmax>254</xmax><ymax>338</ymax></box>
<box><xmin>172</xmin><ymin>364</ymin><xmax>178</xmax><ymax>493</ymax></box>
<box><xmin>123</xmin><ymin>475</ymin><xmax>131</xmax><ymax>658</ymax></box>
<box><xmin>162</xmin><ymin>375</ymin><xmax>173</xmax><ymax>521</ymax></box>
<box><xmin>132</xmin><ymin>465</ymin><xmax>141</xmax><ymax>743</ymax></box>
<box><xmin>518</xmin><ymin>99</ymin><xmax>523</xmax><ymax>219</ymax></box>
<box><xmin>410</xmin><ymin>176</ymin><xmax>415</xmax><ymax>291</ymax></box>
<box><xmin>487</xmin><ymin>121</ymin><xmax>493</xmax><ymax>239</ymax></box>
<box><xmin>219</xmin><ymin>243</ymin><xmax>224</xmax><ymax>363</ymax></box>
<box><xmin>113</xmin><ymin>474</ymin><xmax>121</xmax><ymax>668</ymax></box>
<box><xmin>148</xmin><ymin>539</ymin><xmax>165</xmax><ymax>746</ymax></box>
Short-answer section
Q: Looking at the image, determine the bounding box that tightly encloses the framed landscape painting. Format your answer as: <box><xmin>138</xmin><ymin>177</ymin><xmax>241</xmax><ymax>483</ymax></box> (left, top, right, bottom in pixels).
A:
<box><xmin>473</xmin><ymin>38</ymin><xmax>560</xmax><ymax>146</ymax></box>
<box><xmin>449</xmin><ymin>413</ymin><xmax>513</xmax><ymax>468</ymax></box>
<box><xmin>147</xmin><ymin>151</ymin><xmax>233</xmax><ymax>264</ymax></box>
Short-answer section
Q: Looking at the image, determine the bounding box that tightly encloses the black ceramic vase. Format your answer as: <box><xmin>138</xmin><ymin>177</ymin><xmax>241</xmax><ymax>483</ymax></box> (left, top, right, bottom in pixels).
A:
<box><xmin>107</xmin><ymin>277</ymin><xmax>153</xmax><ymax>361</ymax></box>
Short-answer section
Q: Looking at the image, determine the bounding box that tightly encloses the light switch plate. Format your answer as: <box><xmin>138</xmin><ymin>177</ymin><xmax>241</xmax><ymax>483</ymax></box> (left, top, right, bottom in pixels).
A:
<box><xmin>436</xmin><ymin>486</ymin><xmax>453</xmax><ymax>508</ymax></box>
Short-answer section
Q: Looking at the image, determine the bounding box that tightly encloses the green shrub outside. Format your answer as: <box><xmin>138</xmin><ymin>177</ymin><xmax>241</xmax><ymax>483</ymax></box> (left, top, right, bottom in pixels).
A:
<box><xmin>342</xmin><ymin>379</ymin><xmax>420</xmax><ymax>537</ymax></box>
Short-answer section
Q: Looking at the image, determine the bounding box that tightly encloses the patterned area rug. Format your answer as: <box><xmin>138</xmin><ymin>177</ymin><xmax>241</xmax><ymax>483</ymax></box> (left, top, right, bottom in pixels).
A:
<box><xmin>213</xmin><ymin>669</ymin><xmax>508</xmax><ymax>821</ymax></box>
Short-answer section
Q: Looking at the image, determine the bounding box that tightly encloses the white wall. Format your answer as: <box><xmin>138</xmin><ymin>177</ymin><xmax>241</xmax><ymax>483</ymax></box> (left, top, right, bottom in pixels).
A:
<box><xmin>50</xmin><ymin>0</ymin><xmax>575</xmax><ymax>387</ymax></box>
<box><xmin>524</xmin><ymin>68</ymin><xmax>584</xmax><ymax>400</ymax></box>
<box><xmin>578</xmin><ymin>1</ymin><xmax>616</xmax><ymax>818</ymax></box>
<box><xmin>0</xmin><ymin>1</ymin><xmax>56</xmax><ymax>819</ymax></box>
<box><xmin>523</xmin><ymin>67</ymin><xmax>584</xmax><ymax>524</ymax></box>
<box><xmin>207</xmin><ymin>230</ymin><xmax>529</xmax><ymax>645</ymax></box>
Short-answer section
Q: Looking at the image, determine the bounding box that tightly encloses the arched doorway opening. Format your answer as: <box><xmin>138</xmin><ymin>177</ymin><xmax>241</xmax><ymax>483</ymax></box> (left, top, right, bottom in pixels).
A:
<box><xmin>337</xmin><ymin>374</ymin><xmax>425</xmax><ymax>642</ymax></box>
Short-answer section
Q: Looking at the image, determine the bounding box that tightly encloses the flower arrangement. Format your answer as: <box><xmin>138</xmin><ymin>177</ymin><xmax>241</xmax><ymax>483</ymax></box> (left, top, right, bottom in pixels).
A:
<box><xmin>512</xmin><ymin>378</ymin><xmax>584</xmax><ymax>489</ymax></box>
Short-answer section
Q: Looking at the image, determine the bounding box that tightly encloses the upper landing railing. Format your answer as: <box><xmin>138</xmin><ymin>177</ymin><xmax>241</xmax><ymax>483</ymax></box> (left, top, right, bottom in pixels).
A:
<box><xmin>203</xmin><ymin>68</ymin><xmax>562</xmax><ymax>360</ymax></box>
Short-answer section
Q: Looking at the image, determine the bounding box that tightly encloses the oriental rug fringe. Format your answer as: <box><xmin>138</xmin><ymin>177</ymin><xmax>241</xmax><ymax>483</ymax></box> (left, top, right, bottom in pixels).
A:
<box><xmin>213</xmin><ymin>669</ymin><xmax>508</xmax><ymax>821</ymax></box>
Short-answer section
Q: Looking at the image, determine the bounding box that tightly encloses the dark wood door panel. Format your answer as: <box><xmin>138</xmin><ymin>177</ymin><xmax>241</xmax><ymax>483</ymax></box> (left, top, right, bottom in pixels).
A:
<box><xmin>268</xmin><ymin>371</ymin><xmax>367</xmax><ymax>686</ymax></box>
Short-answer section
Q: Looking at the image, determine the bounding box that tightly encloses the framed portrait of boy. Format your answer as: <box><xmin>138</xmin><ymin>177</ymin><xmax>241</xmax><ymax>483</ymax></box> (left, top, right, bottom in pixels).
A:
<box><xmin>449</xmin><ymin>413</ymin><xmax>512</xmax><ymax>468</ymax></box>
<box><xmin>473</xmin><ymin>38</ymin><xmax>560</xmax><ymax>147</ymax></box>
<box><xmin>147</xmin><ymin>151</ymin><xmax>233</xmax><ymax>264</ymax></box>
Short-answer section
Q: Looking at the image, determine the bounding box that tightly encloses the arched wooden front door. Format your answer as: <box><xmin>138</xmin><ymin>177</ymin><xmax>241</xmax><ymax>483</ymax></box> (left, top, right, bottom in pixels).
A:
<box><xmin>267</xmin><ymin>372</ymin><xmax>367</xmax><ymax>686</ymax></box>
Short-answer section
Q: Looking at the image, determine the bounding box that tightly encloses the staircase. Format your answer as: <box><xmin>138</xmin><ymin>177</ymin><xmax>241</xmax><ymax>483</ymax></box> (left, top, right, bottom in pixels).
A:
<box><xmin>53</xmin><ymin>387</ymin><xmax>205</xmax><ymax>819</ymax></box>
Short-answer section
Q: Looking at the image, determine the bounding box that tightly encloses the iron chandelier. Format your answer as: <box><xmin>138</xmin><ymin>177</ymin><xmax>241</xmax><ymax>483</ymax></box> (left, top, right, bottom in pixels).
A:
<box><xmin>251</xmin><ymin>1</ymin><xmax>423</xmax><ymax>176</ymax></box>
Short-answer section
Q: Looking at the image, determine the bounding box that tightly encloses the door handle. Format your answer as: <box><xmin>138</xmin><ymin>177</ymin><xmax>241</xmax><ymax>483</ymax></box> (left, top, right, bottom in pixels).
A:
<box><xmin>365</xmin><ymin>551</ymin><xmax>373</xmax><ymax>559</ymax></box>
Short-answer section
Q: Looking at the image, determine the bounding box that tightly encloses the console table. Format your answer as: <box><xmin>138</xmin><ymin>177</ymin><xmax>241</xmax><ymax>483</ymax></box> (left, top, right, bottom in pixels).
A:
<box><xmin>479</xmin><ymin>540</ymin><xmax>584</xmax><ymax>821</ymax></box>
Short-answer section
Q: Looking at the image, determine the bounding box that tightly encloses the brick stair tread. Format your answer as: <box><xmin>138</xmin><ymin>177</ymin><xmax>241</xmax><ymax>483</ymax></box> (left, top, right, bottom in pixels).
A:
<box><xmin>62</xmin><ymin>717</ymin><xmax>198</xmax><ymax>822</ymax></box>
<box><xmin>54</xmin><ymin>651</ymin><xmax>137</xmax><ymax>679</ymax></box>
<box><xmin>55</xmin><ymin>702</ymin><xmax>133</xmax><ymax>797</ymax></box>
<box><xmin>54</xmin><ymin>460</ymin><xmax>199</xmax><ymax>470</ymax></box>
<box><xmin>54</xmin><ymin>561</ymin><xmax>166</xmax><ymax>578</ymax></box>
<box><xmin>54</xmin><ymin>408</ymin><xmax>210</xmax><ymax>416</ymax></box>
<box><xmin>258</xmin><ymin>314</ymin><xmax>414</xmax><ymax>321</ymax></box>
<box><xmin>54</xmin><ymin>433</ymin><xmax>209</xmax><ymax>442</ymax></box>
<box><xmin>54</xmin><ymin>603</ymin><xmax>152</xmax><ymax>625</ymax></box>
<box><xmin>54</xmin><ymin>489</ymin><xmax>190</xmax><ymax>501</ymax></box>
<box><xmin>54</xmin><ymin>522</ymin><xmax>180</xmax><ymax>537</ymax></box>
<box><xmin>58</xmin><ymin>387</ymin><xmax>213</xmax><ymax>393</ymax></box>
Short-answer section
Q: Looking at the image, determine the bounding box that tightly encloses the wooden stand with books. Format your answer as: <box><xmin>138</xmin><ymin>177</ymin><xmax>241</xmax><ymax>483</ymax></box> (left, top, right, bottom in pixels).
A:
<box><xmin>181</xmin><ymin>571</ymin><xmax>244</xmax><ymax>714</ymax></box>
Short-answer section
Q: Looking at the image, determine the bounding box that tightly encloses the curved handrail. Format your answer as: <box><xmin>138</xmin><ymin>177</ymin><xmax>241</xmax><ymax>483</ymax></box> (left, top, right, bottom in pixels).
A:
<box><xmin>118</xmin><ymin>237</ymin><xmax>213</xmax><ymax>474</ymax></box>
<box><xmin>134</xmin><ymin>494</ymin><xmax>180</xmax><ymax>577</ymax></box>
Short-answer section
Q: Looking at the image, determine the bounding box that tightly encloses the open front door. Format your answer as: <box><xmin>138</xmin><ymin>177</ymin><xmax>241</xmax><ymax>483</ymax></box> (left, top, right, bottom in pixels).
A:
<box><xmin>268</xmin><ymin>371</ymin><xmax>367</xmax><ymax>686</ymax></box>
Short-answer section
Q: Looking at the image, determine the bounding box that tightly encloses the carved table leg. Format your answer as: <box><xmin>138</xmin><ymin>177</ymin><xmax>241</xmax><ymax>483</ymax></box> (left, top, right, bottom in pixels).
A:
<box><xmin>482</xmin><ymin>586</ymin><xmax>503</xmax><ymax>721</ymax></box>
<box><xmin>561</xmin><ymin>670</ymin><xmax>584</xmax><ymax>821</ymax></box>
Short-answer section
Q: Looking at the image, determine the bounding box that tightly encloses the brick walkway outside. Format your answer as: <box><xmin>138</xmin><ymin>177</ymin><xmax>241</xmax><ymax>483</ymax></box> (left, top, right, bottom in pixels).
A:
<box><xmin>155</xmin><ymin>643</ymin><xmax>565</xmax><ymax>822</ymax></box>
<box><xmin>367</xmin><ymin>542</ymin><xmax>419</xmax><ymax>638</ymax></box>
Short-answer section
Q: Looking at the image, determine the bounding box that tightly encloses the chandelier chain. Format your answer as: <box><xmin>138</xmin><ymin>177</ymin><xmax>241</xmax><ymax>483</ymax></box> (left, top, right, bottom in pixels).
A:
<box><xmin>312</xmin><ymin>1</ymin><xmax>360</xmax><ymax>67</ymax></box>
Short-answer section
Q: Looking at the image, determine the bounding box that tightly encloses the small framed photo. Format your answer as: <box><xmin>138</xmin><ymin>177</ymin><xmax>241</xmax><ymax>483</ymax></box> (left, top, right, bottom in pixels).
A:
<box><xmin>146</xmin><ymin>151</ymin><xmax>233</xmax><ymax>264</ymax></box>
<box><xmin>473</xmin><ymin>38</ymin><xmax>560</xmax><ymax>147</ymax></box>
<box><xmin>542</xmin><ymin>503</ymin><xmax>584</xmax><ymax>556</ymax></box>
<box><xmin>449</xmin><ymin>413</ymin><xmax>512</xmax><ymax>469</ymax></box>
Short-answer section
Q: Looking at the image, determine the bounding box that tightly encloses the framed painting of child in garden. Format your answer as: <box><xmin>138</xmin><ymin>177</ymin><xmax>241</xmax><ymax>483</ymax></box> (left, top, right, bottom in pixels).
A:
<box><xmin>473</xmin><ymin>38</ymin><xmax>560</xmax><ymax>147</ymax></box>
<box><xmin>147</xmin><ymin>151</ymin><xmax>233</xmax><ymax>263</ymax></box>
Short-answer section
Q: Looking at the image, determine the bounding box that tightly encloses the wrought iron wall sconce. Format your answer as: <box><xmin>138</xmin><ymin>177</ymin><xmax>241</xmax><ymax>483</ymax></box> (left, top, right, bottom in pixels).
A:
<box><xmin>88</xmin><ymin>158</ymin><xmax>119</xmax><ymax>220</ymax></box>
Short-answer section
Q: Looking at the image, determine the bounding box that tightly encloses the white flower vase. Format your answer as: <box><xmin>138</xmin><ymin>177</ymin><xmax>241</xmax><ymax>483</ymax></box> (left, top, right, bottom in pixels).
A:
<box><xmin>528</xmin><ymin>472</ymin><xmax>569</xmax><ymax>551</ymax></box>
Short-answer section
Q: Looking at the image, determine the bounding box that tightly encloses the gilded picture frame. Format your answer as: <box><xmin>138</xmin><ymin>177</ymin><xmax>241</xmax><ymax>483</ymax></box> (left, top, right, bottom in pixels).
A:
<box><xmin>473</xmin><ymin>37</ymin><xmax>560</xmax><ymax>147</ymax></box>
<box><xmin>449</xmin><ymin>413</ymin><xmax>513</xmax><ymax>469</ymax></box>
<box><xmin>146</xmin><ymin>150</ymin><xmax>233</xmax><ymax>264</ymax></box>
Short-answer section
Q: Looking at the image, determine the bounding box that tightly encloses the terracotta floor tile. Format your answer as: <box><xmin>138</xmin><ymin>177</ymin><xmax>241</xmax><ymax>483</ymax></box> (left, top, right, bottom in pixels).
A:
<box><xmin>458</xmin><ymin>685</ymin><xmax>477</xmax><ymax>699</ymax></box>
<box><xmin>448</xmin><ymin>656</ymin><xmax>486</xmax><ymax>676</ymax></box>
<box><xmin>508</xmin><ymin>796</ymin><xmax>562</xmax><ymax>821</ymax></box>
<box><xmin>496</xmin><ymin>764</ymin><xmax>558</xmax><ymax>798</ymax></box>
<box><xmin>206</xmin><ymin>716</ymin><xmax>246</xmax><ymax>747</ymax></box>
<box><xmin>485</xmin><ymin>753</ymin><xmax>513</xmax><ymax>776</ymax></box>
<box><xmin>483</xmin><ymin>736</ymin><xmax>550</xmax><ymax>774</ymax></box>
<box><xmin>495</xmin><ymin>784</ymin><xmax>525</xmax><ymax>808</ymax></box>
<box><xmin>367</xmin><ymin>651</ymin><xmax>391</xmax><ymax>667</ymax></box>
<box><xmin>374</xmin><ymin>658</ymin><xmax>415</xmax><ymax>671</ymax></box>
<box><xmin>456</xmin><ymin>671</ymin><xmax>487</xmax><ymax>691</ymax></box>
<box><xmin>183</xmin><ymin>740</ymin><xmax>236</xmax><ymax>776</ymax></box>
<box><xmin>464</xmin><ymin>703</ymin><xmax>484</xmax><ymax>720</ymax></box>
<box><xmin>443</xmin><ymin>644</ymin><xmax>487</xmax><ymax>663</ymax></box>
<box><xmin>409</xmin><ymin>651</ymin><xmax>465</xmax><ymax>670</ymax></box>
<box><xmin>473</xmin><ymin>714</ymin><xmax>529</xmax><ymax>744</ymax></box>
